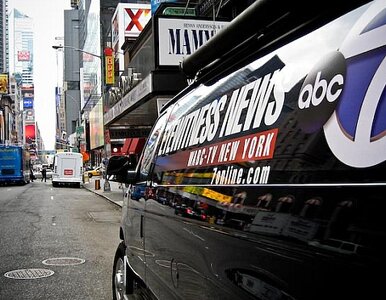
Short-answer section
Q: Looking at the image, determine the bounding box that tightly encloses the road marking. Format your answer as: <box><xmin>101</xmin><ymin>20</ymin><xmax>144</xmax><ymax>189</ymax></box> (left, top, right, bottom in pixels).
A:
<box><xmin>183</xmin><ymin>227</ymin><xmax>205</xmax><ymax>241</ymax></box>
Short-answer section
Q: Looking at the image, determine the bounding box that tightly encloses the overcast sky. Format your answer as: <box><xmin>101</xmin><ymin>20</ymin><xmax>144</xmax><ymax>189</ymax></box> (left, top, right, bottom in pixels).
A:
<box><xmin>9</xmin><ymin>0</ymin><xmax>72</xmax><ymax>150</ymax></box>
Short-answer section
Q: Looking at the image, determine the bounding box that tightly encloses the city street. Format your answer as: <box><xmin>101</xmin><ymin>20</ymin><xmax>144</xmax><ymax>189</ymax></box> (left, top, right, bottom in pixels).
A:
<box><xmin>0</xmin><ymin>180</ymin><xmax>122</xmax><ymax>299</ymax></box>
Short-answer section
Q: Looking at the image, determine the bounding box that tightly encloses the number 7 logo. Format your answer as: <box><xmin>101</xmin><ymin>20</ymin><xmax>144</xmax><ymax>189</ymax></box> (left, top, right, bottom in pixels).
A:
<box><xmin>324</xmin><ymin>1</ymin><xmax>386</xmax><ymax>168</ymax></box>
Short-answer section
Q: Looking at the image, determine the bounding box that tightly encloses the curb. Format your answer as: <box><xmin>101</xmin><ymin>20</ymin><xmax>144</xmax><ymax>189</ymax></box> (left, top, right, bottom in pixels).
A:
<box><xmin>83</xmin><ymin>183</ymin><xmax>123</xmax><ymax>208</ymax></box>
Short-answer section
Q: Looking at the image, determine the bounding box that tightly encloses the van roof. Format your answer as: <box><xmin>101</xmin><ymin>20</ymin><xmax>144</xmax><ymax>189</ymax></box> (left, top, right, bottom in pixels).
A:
<box><xmin>162</xmin><ymin>0</ymin><xmax>369</xmax><ymax>113</ymax></box>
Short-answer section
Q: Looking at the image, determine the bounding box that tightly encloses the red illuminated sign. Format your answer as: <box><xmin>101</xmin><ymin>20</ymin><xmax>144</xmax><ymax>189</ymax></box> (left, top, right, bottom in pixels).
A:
<box><xmin>18</xmin><ymin>51</ymin><xmax>30</xmax><ymax>61</ymax></box>
<box><xmin>25</xmin><ymin>124</ymin><xmax>36</xmax><ymax>144</ymax></box>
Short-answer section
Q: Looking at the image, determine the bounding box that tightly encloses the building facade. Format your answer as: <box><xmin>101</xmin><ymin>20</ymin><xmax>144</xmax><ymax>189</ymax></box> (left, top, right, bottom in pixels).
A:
<box><xmin>6</xmin><ymin>7</ymin><xmax>45</xmax><ymax>161</ymax></box>
<box><xmin>58</xmin><ymin>0</ymin><xmax>255</xmax><ymax>166</ymax></box>
<box><xmin>0</xmin><ymin>0</ymin><xmax>8</xmax><ymax>73</ymax></box>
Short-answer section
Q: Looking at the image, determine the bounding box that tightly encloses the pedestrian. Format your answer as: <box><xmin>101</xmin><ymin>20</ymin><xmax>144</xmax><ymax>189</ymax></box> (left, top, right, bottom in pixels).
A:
<box><xmin>41</xmin><ymin>167</ymin><xmax>47</xmax><ymax>182</ymax></box>
<box><xmin>30</xmin><ymin>168</ymin><xmax>34</xmax><ymax>182</ymax></box>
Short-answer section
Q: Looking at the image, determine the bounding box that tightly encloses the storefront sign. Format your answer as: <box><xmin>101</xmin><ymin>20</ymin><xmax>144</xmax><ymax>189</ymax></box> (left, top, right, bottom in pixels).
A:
<box><xmin>157</xmin><ymin>18</ymin><xmax>229</xmax><ymax>66</ymax></box>
<box><xmin>104</xmin><ymin>48</ymin><xmax>115</xmax><ymax>85</ymax></box>
<box><xmin>104</xmin><ymin>73</ymin><xmax>153</xmax><ymax>124</ymax></box>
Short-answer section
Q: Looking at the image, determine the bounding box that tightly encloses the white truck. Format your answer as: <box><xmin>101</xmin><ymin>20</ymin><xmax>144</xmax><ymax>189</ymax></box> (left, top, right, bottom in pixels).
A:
<box><xmin>52</xmin><ymin>152</ymin><xmax>83</xmax><ymax>188</ymax></box>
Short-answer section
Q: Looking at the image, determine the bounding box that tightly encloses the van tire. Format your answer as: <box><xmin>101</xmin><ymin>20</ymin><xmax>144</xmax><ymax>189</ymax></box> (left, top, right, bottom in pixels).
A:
<box><xmin>112</xmin><ymin>242</ymin><xmax>128</xmax><ymax>300</ymax></box>
<box><xmin>88</xmin><ymin>173</ymin><xmax>93</xmax><ymax>178</ymax></box>
<box><xmin>112</xmin><ymin>242</ymin><xmax>145</xmax><ymax>299</ymax></box>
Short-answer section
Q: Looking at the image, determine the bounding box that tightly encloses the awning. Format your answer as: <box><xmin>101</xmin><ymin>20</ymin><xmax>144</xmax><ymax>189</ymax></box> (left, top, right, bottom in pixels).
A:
<box><xmin>128</xmin><ymin>138</ymin><xmax>145</xmax><ymax>154</ymax></box>
<box><xmin>122</xmin><ymin>138</ymin><xmax>132</xmax><ymax>154</ymax></box>
<box><xmin>121</xmin><ymin>138</ymin><xmax>146</xmax><ymax>155</ymax></box>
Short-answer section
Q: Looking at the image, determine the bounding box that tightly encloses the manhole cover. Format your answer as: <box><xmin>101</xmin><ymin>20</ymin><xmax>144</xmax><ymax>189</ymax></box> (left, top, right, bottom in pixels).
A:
<box><xmin>4</xmin><ymin>268</ymin><xmax>54</xmax><ymax>279</ymax></box>
<box><xmin>42</xmin><ymin>257</ymin><xmax>85</xmax><ymax>266</ymax></box>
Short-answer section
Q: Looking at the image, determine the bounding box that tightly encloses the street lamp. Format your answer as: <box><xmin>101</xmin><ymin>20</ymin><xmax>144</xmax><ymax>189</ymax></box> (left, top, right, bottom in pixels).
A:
<box><xmin>52</xmin><ymin>45</ymin><xmax>101</xmax><ymax>59</ymax></box>
<box><xmin>52</xmin><ymin>44</ymin><xmax>111</xmax><ymax>191</ymax></box>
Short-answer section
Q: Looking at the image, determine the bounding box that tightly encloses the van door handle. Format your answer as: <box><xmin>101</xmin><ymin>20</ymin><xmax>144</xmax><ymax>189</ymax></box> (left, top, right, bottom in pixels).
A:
<box><xmin>140</xmin><ymin>215</ymin><xmax>144</xmax><ymax>238</ymax></box>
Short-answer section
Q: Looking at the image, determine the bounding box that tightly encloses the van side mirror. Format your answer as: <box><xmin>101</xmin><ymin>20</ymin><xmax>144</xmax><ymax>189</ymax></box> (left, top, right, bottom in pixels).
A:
<box><xmin>107</xmin><ymin>155</ymin><xmax>138</xmax><ymax>183</ymax></box>
<box><xmin>126</xmin><ymin>169</ymin><xmax>138</xmax><ymax>184</ymax></box>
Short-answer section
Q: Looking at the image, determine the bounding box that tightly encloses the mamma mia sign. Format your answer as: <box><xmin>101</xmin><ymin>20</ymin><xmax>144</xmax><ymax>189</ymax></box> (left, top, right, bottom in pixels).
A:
<box><xmin>157</xmin><ymin>18</ymin><xmax>229</xmax><ymax>66</ymax></box>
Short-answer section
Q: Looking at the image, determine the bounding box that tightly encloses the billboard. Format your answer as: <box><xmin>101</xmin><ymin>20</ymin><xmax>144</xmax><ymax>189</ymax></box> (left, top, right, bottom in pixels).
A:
<box><xmin>0</xmin><ymin>74</ymin><xmax>8</xmax><ymax>94</ymax></box>
<box><xmin>89</xmin><ymin>98</ymin><xmax>104</xmax><ymax>149</ymax></box>
<box><xmin>23</xmin><ymin>97</ymin><xmax>34</xmax><ymax>109</ymax></box>
<box><xmin>25</xmin><ymin>109</ymin><xmax>35</xmax><ymax>122</ymax></box>
<box><xmin>25</xmin><ymin>124</ymin><xmax>36</xmax><ymax>144</ymax></box>
<box><xmin>21</xmin><ymin>85</ymin><xmax>34</xmax><ymax>98</ymax></box>
<box><xmin>157</xmin><ymin>18</ymin><xmax>229</xmax><ymax>66</ymax></box>
<box><xmin>104</xmin><ymin>48</ymin><xmax>114</xmax><ymax>85</ymax></box>
<box><xmin>112</xmin><ymin>3</ymin><xmax>151</xmax><ymax>74</ymax></box>
<box><xmin>112</xmin><ymin>3</ymin><xmax>151</xmax><ymax>46</ymax></box>
<box><xmin>18</xmin><ymin>51</ymin><xmax>31</xmax><ymax>61</ymax></box>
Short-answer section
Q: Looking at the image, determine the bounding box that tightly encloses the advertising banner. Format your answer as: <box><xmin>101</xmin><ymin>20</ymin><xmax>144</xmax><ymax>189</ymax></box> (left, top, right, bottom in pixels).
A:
<box><xmin>0</xmin><ymin>74</ymin><xmax>8</xmax><ymax>94</ymax></box>
<box><xmin>157</xmin><ymin>18</ymin><xmax>229</xmax><ymax>66</ymax></box>
<box><xmin>25</xmin><ymin>109</ymin><xmax>35</xmax><ymax>122</ymax></box>
<box><xmin>89</xmin><ymin>99</ymin><xmax>104</xmax><ymax>149</ymax></box>
<box><xmin>23</xmin><ymin>97</ymin><xmax>34</xmax><ymax>109</ymax></box>
<box><xmin>25</xmin><ymin>124</ymin><xmax>36</xmax><ymax>144</ymax></box>
<box><xmin>111</xmin><ymin>3</ymin><xmax>151</xmax><ymax>74</ymax></box>
<box><xmin>17</xmin><ymin>51</ymin><xmax>30</xmax><ymax>61</ymax></box>
<box><xmin>104</xmin><ymin>48</ymin><xmax>114</xmax><ymax>85</ymax></box>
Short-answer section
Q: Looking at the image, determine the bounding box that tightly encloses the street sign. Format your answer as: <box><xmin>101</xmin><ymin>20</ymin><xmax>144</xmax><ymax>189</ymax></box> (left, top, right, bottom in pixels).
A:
<box><xmin>76</xmin><ymin>126</ymin><xmax>84</xmax><ymax>135</ymax></box>
<box><xmin>163</xmin><ymin>7</ymin><xmax>196</xmax><ymax>16</ymax></box>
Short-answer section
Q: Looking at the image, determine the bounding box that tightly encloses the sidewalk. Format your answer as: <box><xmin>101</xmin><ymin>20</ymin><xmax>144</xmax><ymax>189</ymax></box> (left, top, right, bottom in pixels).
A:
<box><xmin>83</xmin><ymin>176</ymin><xmax>125</xmax><ymax>208</ymax></box>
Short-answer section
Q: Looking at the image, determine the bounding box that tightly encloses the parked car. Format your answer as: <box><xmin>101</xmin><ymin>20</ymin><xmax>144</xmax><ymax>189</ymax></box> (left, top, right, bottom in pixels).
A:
<box><xmin>84</xmin><ymin>166</ymin><xmax>102</xmax><ymax>178</ymax></box>
<box><xmin>174</xmin><ymin>204</ymin><xmax>207</xmax><ymax>221</ymax></box>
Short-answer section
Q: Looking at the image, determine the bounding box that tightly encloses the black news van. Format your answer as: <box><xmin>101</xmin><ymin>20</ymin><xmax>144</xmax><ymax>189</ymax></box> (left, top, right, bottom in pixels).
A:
<box><xmin>112</xmin><ymin>1</ymin><xmax>386</xmax><ymax>299</ymax></box>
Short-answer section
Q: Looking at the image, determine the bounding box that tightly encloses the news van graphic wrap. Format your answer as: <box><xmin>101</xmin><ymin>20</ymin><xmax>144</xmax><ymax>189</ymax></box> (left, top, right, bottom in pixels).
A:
<box><xmin>297</xmin><ymin>51</ymin><xmax>346</xmax><ymax>134</ymax></box>
<box><xmin>324</xmin><ymin>0</ymin><xmax>386</xmax><ymax>167</ymax></box>
<box><xmin>157</xmin><ymin>69</ymin><xmax>284</xmax><ymax>157</ymax></box>
<box><xmin>154</xmin><ymin>1</ymin><xmax>386</xmax><ymax>187</ymax></box>
<box><xmin>155</xmin><ymin>58</ymin><xmax>286</xmax><ymax>185</ymax></box>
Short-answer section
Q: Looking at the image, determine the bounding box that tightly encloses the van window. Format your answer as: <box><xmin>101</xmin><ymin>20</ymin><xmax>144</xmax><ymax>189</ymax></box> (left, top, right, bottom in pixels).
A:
<box><xmin>139</xmin><ymin>107</ymin><xmax>173</xmax><ymax>179</ymax></box>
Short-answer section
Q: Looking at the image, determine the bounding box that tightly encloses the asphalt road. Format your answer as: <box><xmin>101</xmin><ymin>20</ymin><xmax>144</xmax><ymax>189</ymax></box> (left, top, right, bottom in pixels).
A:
<box><xmin>0</xmin><ymin>180</ymin><xmax>121</xmax><ymax>300</ymax></box>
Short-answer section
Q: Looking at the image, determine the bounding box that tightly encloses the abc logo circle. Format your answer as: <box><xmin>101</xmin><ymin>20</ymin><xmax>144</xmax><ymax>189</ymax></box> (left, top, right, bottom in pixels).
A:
<box><xmin>297</xmin><ymin>51</ymin><xmax>346</xmax><ymax>133</ymax></box>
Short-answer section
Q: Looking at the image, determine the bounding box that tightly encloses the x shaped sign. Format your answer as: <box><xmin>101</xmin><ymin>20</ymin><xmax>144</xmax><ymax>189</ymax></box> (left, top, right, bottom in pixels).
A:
<box><xmin>125</xmin><ymin>8</ymin><xmax>150</xmax><ymax>31</ymax></box>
